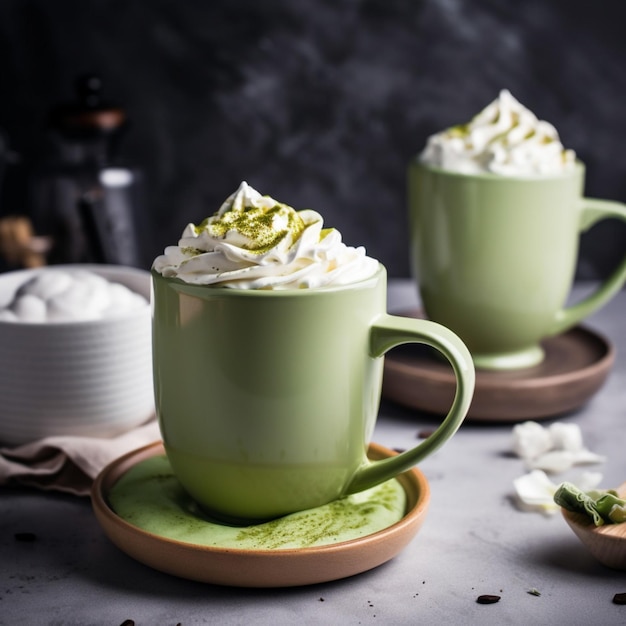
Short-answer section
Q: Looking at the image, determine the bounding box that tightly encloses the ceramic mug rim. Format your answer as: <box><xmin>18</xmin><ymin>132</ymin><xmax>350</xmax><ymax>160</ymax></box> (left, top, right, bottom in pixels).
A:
<box><xmin>412</xmin><ymin>157</ymin><xmax>584</xmax><ymax>183</ymax></box>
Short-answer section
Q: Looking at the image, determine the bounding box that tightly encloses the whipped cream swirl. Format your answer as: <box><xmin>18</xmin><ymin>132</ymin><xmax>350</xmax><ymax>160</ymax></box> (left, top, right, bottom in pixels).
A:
<box><xmin>152</xmin><ymin>182</ymin><xmax>378</xmax><ymax>289</ymax></box>
<box><xmin>420</xmin><ymin>90</ymin><xmax>576</xmax><ymax>176</ymax></box>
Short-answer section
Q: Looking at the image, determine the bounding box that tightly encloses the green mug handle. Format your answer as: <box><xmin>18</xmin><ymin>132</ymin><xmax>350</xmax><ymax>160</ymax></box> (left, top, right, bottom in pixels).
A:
<box><xmin>344</xmin><ymin>315</ymin><xmax>475</xmax><ymax>495</ymax></box>
<box><xmin>551</xmin><ymin>198</ymin><xmax>626</xmax><ymax>336</ymax></box>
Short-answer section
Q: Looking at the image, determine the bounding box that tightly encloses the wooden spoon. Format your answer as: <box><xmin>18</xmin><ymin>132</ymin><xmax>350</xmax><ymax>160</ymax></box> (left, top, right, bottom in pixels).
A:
<box><xmin>561</xmin><ymin>482</ymin><xmax>626</xmax><ymax>570</ymax></box>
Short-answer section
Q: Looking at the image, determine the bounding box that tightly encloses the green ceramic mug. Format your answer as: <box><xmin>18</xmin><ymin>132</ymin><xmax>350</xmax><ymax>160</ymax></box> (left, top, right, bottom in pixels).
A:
<box><xmin>408</xmin><ymin>160</ymin><xmax>626</xmax><ymax>370</ymax></box>
<box><xmin>152</xmin><ymin>264</ymin><xmax>475</xmax><ymax>522</ymax></box>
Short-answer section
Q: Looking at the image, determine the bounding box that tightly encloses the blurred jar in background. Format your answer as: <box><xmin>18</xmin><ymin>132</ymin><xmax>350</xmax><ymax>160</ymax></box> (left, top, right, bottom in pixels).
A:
<box><xmin>28</xmin><ymin>74</ymin><xmax>142</xmax><ymax>266</ymax></box>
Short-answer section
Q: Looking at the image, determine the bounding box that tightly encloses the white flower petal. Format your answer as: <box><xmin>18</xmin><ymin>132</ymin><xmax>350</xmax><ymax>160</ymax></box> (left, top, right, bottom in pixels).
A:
<box><xmin>571</xmin><ymin>449</ymin><xmax>606</xmax><ymax>465</ymax></box>
<box><xmin>548</xmin><ymin>422</ymin><xmax>584</xmax><ymax>452</ymax></box>
<box><xmin>577</xmin><ymin>471</ymin><xmax>604</xmax><ymax>492</ymax></box>
<box><xmin>528</xmin><ymin>450</ymin><xmax>577</xmax><ymax>473</ymax></box>
<box><xmin>513</xmin><ymin>470</ymin><xmax>560</xmax><ymax>514</ymax></box>
<box><xmin>512</xmin><ymin>421</ymin><xmax>552</xmax><ymax>460</ymax></box>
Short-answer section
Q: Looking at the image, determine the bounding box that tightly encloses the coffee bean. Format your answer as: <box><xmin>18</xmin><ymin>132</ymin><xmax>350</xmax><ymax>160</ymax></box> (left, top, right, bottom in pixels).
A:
<box><xmin>476</xmin><ymin>594</ymin><xmax>501</xmax><ymax>604</ymax></box>
<box><xmin>613</xmin><ymin>593</ymin><xmax>626</xmax><ymax>605</ymax></box>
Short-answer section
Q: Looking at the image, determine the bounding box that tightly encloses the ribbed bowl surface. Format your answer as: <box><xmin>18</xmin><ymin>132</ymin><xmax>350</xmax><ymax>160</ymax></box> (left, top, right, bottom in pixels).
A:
<box><xmin>0</xmin><ymin>265</ymin><xmax>154</xmax><ymax>445</ymax></box>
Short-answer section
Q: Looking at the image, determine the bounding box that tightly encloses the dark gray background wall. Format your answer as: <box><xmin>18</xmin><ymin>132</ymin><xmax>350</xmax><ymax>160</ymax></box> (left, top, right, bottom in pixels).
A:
<box><xmin>0</xmin><ymin>0</ymin><xmax>625</xmax><ymax>278</ymax></box>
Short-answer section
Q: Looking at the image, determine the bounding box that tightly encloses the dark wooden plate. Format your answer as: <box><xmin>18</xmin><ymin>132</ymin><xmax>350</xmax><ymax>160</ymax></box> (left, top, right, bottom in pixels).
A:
<box><xmin>382</xmin><ymin>310</ymin><xmax>615</xmax><ymax>422</ymax></box>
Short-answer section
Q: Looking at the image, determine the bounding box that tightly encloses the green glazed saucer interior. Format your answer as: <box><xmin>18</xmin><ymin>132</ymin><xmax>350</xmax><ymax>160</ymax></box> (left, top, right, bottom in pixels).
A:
<box><xmin>109</xmin><ymin>454</ymin><xmax>406</xmax><ymax>551</ymax></box>
<box><xmin>91</xmin><ymin>441</ymin><xmax>431</xmax><ymax>587</ymax></box>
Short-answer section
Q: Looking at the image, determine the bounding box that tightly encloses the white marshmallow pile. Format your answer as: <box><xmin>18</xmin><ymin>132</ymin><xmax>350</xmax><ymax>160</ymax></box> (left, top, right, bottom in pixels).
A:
<box><xmin>0</xmin><ymin>269</ymin><xmax>148</xmax><ymax>323</ymax></box>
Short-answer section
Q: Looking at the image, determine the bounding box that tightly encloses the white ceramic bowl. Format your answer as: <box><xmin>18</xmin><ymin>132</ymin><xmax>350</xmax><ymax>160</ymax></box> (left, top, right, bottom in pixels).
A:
<box><xmin>0</xmin><ymin>264</ymin><xmax>154</xmax><ymax>446</ymax></box>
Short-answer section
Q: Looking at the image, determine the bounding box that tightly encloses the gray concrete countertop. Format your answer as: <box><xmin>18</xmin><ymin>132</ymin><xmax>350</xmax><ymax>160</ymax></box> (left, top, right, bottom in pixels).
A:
<box><xmin>1</xmin><ymin>281</ymin><xmax>625</xmax><ymax>625</ymax></box>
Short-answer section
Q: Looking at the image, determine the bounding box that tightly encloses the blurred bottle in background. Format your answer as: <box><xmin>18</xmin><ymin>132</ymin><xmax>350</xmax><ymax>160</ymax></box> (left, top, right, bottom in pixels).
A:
<box><xmin>27</xmin><ymin>74</ymin><xmax>142</xmax><ymax>266</ymax></box>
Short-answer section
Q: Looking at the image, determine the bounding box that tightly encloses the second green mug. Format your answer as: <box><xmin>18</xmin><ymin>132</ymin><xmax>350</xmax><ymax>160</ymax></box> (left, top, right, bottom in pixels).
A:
<box><xmin>408</xmin><ymin>160</ymin><xmax>626</xmax><ymax>370</ymax></box>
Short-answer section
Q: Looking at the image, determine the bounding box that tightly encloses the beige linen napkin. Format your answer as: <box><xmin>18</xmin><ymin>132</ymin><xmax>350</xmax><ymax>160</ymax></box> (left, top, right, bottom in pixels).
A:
<box><xmin>0</xmin><ymin>419</ymin><xmax>161</xmax><ymax>496</ymax></box>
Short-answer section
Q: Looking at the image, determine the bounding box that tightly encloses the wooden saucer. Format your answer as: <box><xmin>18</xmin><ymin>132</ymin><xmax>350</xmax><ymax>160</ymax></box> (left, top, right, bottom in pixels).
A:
<box><xmin>92</xmin><ymin>441</ymin><xmax>430</xmax><ymax>587</ymax></box>
<box><xmin>383</xmin><ymin>310</ymin><xmax>615</xmax><ymax>422</ymax></box>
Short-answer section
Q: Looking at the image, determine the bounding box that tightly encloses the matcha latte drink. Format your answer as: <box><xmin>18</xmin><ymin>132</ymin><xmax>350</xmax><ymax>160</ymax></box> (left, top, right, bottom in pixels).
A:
<box><xmin>152</xmin><ymin>182</ymin><xmax>475</xmax><ymax>522</ymax></box>
<box><xmin>409</xmin><ymin>90</ymin><xmax>626</xmax><ymax>370</ymax></box>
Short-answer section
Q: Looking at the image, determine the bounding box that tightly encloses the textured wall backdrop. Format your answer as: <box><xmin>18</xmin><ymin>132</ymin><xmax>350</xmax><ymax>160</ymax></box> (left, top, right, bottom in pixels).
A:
<box><xmin>0</xmin><ymin>0</ymin><xmax>625</xmax><ymax>278</ymax></box>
